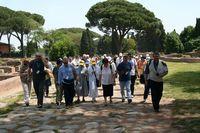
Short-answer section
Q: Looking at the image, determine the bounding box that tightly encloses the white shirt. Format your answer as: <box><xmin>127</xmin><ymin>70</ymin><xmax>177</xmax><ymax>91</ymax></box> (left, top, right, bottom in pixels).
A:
<box><xmin>116</xmin><ymin>57</ymin><xmax>123</xmax><ymax>66</ymax></box>
<box><xmin>129</xmin><ymin>58</ymin><xmax>137</xmax><ymax>76</ymax></box>
<box><xmin>100</xmin><ymin>65</ymin><xmax>115</xmax><ymax>85</ymax></box>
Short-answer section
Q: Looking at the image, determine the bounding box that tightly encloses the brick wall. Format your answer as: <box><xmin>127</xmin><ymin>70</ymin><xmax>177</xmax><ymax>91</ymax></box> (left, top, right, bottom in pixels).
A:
<box><xmin>0</xmin><ymin>43</ymin><xmax>9</xmax><ymax>54</ymax></box>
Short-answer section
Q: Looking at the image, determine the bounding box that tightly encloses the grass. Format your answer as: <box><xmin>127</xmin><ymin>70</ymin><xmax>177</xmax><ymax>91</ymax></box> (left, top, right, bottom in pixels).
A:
<box><xmin>0</xmin><ymin>93</ymin><xmax>23</xmax><ymax>116</ymax></box>
<box><xmin>163</xmin><ymin>62</ymin><xmax>200</xmax><ymax>132</ymax></box>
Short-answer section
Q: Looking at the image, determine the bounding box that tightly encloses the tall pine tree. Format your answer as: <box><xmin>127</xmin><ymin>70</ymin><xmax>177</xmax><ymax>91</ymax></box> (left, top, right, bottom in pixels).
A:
<box><xmin>80</xmin><ymin>28</ymin><xmax>95</xmax><ymax>55</ymax></box>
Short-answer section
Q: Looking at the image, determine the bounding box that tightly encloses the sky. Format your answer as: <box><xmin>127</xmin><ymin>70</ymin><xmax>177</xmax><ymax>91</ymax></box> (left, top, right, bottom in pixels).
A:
<box><xmin>0</xmin><ymin>0</ymin><xmax>200</xmax><ymax>46</ymax></box>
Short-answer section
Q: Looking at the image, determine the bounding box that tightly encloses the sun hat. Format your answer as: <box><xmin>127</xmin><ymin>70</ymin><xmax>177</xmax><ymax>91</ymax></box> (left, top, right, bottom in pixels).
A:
<box><xmin>79</xmin><ymin>60</ymin><xmax>85</xmax><ymax>66</ymax></box>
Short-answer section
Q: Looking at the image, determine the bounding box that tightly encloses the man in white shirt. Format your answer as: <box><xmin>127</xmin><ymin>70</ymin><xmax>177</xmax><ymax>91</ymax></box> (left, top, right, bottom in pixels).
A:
<box><xmin>128</xmin><ymin>53</ymin><xmax>137</xmax><ymax>97</ymax></box>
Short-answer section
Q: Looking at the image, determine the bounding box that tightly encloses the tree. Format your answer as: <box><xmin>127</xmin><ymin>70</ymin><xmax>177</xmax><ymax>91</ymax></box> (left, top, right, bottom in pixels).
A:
<box><xmin>0</xmin><ymin>6</ymin><xmax>14</xmax><ymax>53</ymax></box>
<box><xmin>26</xmin><ymin>41</ymin><xmax>38</xmax><ymax>57</ymax></box>
<box><xmin>4</xmin><ymin>11</ymin><xmax>44</xmax><ymax>57</ymax></box>
<box><xmin>80</xmin><ymin>28</ymin><xmax>95</xmax><ymax>55</ymax></box>
<box><xmin>122</xmin><ymin>38</ymin><xmax>136</xmax><ymax>53</ymax></box>
<box><xmin>86</xmin><ymin>0</ymin><xmax>161</xmax><ymax>54</ymax></box>
<box><xmin>184</xmin><ymin>37</ymin><xmax>200</xmax><ymax>52</ymax></box>
<box><xmin>180</xmin><ymin>26</ymin><xmax>195</xmax><ymax>45</ymax></box>
<box><xmin>136</xmin><ymin>22</ymin><xmax>166</xmax><ymax>52</ymax></box>
<box><xmin>49</xmin><ymin>35</ymin><xmax>76</xmax><ymax>61</ymax></box>
<box><xmin>164</xmin><ymin>30</ymin><xmax>184</xmax><ymax>53</ymax></box>
<box><xmin>97</xmin><ymin>35</ymin><xmax>112</xmax><ymax>54</ymax></box>
<box><xmin>194</xmin><ymin>18</ymin><xmax>200</xmax><ymax>37</ymax></box>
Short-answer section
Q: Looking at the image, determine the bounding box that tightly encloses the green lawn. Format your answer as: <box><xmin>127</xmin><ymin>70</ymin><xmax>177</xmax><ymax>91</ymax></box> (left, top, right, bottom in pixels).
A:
<box><xmin>164</xmin><ymin>62</ymin><xmax>200</xmax><ymax>132</ymax></box>
<box><xmin>0</xmin><ymin>93</ymin><xmax>23</xmax><ymax>116</ymax></box>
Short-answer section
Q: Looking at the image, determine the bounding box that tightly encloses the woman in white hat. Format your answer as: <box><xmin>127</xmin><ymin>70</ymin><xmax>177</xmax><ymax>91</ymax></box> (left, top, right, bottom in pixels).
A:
<box><xmin>88</xmin><ymin>60</ymin><xmax>100</xmax><ymax>102</ymax></box>
<box><xmin>75</xmin><ymin>60</ymin><xmax>89</xmax><ymax>103</ymax></box>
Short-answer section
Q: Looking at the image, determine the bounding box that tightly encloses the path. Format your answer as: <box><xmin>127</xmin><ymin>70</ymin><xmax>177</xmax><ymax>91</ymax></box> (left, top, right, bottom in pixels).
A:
<box><xmin>0</xmin><ymin>82</ymin><xmax>178</xmax><ymax>133</ymax></box>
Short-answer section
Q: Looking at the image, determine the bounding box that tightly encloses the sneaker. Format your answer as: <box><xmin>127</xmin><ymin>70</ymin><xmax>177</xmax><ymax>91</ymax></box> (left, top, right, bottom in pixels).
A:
<box><xmin>142</xmin><ymin>99</ymin><xmax>146</xmax><ymax>103</ymax></box>
<box><xmin>37</xmin><ymin>105</ymin><xmax>42</xmax><ymax>108</ymax></box>
<box><xmin>57</xmin><ymin>105</ymin><xmax>61</xmax><ymax>109</ymax></box>
<box><xmin>75</xmin><ymin>99</ymin><xmax>80</xmax><ymax>104</ymax></box>
<box><xmin>122</xmin><ymin>99</ymin><xmax>125</xmax><ymax>102</ymax></box>
<box><xmin>104</xmin><ymin>103</ymin><xmax>108</xmax><ymax>106</ymax></box>
<box><xmin>110</xmin><ymin>100</ymin><xmax>113</xmax><ymax>103</ymax></box>
<box><xmin>154</xmin><ymin>109</ymin><xmax>160</xmax><ymax>113</ymax></box>
<box><xmin>25</xmin><ymin>102</ymin><xmax>29</xmax><ymax>107</ymax></box>
<box><xmin>128</xmin><ymin>99</ymin><xmax>132</xmax><ymax>104</ymax></box>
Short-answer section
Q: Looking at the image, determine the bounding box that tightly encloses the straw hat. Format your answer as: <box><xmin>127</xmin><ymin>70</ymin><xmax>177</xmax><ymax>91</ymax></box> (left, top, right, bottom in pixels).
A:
<box><xmin>91</xmin><ymin>60</ymin><xmax>96</xmax><ymax>65</ymax></box>
<box><xmin>79</xmin><ymin>60</ymin><xmax>85</xmax><ymax>66</ymax></box>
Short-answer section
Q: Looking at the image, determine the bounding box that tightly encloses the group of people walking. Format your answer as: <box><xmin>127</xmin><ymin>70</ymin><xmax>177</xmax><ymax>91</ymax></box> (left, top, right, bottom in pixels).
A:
<box><xmin>19</xmin><ymin>52</ymin><xmax>168</xmax><ymax>112</ymax></box>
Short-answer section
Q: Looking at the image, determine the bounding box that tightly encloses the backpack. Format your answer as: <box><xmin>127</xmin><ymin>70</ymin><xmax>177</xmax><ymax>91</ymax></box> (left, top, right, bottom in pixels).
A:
<box><xmin>100</xmin><ymin>64</ymin><xmax>113</xmax><ymax>72</ymax></box>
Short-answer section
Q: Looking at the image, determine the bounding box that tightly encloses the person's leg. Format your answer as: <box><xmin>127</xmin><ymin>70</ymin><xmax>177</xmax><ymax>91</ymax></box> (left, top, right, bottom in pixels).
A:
<box><xmin>33</xmin><ymin>80</ymin><xmax>40</xmax><ymax>106</ymax></box>
<box><xmin>130</xmin><ymin>76</ymin><xmax>136</xmax><ymax>96</ymax></box>
<box><xmin>125</xmin><ymin>80</ymin><xmax>132</xmax><ymax>103</ymax></box>
<box><xmin>56</xmin><ymin>85</ymin><xmax>60</xmax><ymax>105</ymax></box>
<box><xmin>110</xmin><ymin>84</ymin><xmax>113</xmax><ymax>103</ymax></box>
<box><xmin>63</xmin><ymin>84</ymin><xmax>70</xmax><ymax>107</ymax></box>
<box><xmin>143</xmin><ymin>81</ymin><xmax>150</xmax><ymax>101</ymax></box>
<box><xmin>38</xmin><ymin>80</ymin><xmax>44</xmax><ymax>107</ymax></box>
<box><xmin>46</xmin><ymin>85</ymin><xmax>49</xmax><ymax>97</ymax></box>
<box><xmin>150</xmin><ymin>80</ymin><xmax>159</xmax><ymax>112</ymax></box>
<box><xmin>22</xmin><ymin>82</ymin><xmax>29</xmax><ymax>105</ymax></box>
<box><xmin>70</xmin><ymin>83</ymin><xmax>75</xmax><ymax>105</ymax></box>
<box><xmin>28</xmin><ymin>82</ymin><xmax>32</xmax><ymax>100</ymax></box>
<box><xmin>119</xmin><ymin>81</ymin><xmax>125</xmax><ymax>102</ymax></box>
<box><xmin>156</xmin><ymin>82</ymin><xmax>163</xmax><ymax>111</ymax></box>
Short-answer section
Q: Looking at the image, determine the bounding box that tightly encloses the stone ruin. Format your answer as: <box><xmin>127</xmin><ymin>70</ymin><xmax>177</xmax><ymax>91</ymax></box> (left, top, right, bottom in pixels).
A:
<box><xmin>0</xmin><ymin>58</ymin><xmax>21</xmax><ymax>81</ymax></box>
<box><xmin>0</xmin><ymin>58</ymin><xmax>22</xmax><ymax>98</ymax></box>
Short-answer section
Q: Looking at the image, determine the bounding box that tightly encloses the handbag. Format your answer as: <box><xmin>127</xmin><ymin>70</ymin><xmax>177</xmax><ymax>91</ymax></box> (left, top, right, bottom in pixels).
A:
<box><xmin>92</xmin><ymin>66</ymin><xmax>101</xmax><ymax>87</ymax></box>
<box><xmin>96</xmin><ymin>79</ymin><xmax>101</xmax><ymax>87</ymax></box>
<box><xmin>45</xmin><ymin>78</ymin><xmax>52</xmax><ymax>86</ymax></box>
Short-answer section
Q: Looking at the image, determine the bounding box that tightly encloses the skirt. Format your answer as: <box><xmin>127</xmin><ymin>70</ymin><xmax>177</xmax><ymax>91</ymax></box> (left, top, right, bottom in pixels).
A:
<box><xmin>102</xmin><ymin>84</ymin><xmax>113</xmax><ymax>97</ymax></box>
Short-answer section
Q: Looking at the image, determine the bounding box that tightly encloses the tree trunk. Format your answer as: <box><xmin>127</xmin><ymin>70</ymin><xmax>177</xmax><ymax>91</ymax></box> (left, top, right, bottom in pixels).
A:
<box><xmin>111</xmin><ymin>31</ymin><xmax>120</xmax><ymax>55</ymax></box>
<box><xmin>118</xmin><ymin>36</ymin><xmax>123</xmax><ymax>53</ymax></box>
<box><xmin>20</xmin><ymin>34</ymin><xmax>24</xmax><ymax>58</ymax></box>
<box><xmin>0</xmin><ymin>32</ymin><xmax>3</xmax><ymax>41</ymax></box>
<box><xmin>7</xmin><ymin>34</ymin><xmax>11</xmax><ymax>51</ymax></box>
<box><xmin>7</xmin><ymin>34</ymin><xmax>11</xmax><ymax>57</ymax></box>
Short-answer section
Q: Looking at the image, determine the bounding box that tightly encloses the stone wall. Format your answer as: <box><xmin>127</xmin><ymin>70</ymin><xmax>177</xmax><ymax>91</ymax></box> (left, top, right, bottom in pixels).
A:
<box><xmin>160</xmin><ymin>57</ymin><xmax>200</xmax><ymax>63</ymax></box>
<box><xmin>0</xmin><ymin>76</ymin><xmax>22</xmax><ymax>98</ymax></box>
<box><xmin>0</xmin><ymin>66</ymin><xmax>15</xmax><ymax>73</ymax></box>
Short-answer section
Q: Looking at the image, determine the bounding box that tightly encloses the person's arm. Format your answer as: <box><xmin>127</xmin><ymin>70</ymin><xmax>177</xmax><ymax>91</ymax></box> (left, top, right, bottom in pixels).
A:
<box><xmin>159</xmin><ymin>62</ymin><xmax>168</xmax><ymax>77</ymax></box>
<box><xmin>99</xmin><ymin>68</ymin><xmax>102</xmax><ymax>85</ymax></box>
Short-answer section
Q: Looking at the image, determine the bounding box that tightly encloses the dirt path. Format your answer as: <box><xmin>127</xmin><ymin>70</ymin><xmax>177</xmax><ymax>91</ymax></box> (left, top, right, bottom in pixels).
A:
<box><xmin>0</xmin><ymin>82</ymin><xmax>178</xmax><ymax>133</ymax></box>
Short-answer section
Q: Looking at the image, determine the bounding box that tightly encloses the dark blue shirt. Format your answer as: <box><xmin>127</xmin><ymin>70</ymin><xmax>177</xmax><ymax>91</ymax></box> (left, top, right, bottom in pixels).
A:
<box><xmin>117</xmin><ymin>61</ymin><xmax>132</xmax><ymax>81</ymax></box>
<box><xmin>29</xmin><ymin>59</ymin><xmax>45</xmax><ymax>80</ymax></box>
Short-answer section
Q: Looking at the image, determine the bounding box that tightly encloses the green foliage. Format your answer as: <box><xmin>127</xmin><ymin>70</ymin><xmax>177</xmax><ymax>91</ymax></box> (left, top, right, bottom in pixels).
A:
<box><xmin>0</xmin><ymin>6</ymin><xmax>45</xmax><ymax>57</ymax></box>
<box><xmin>122</xmin><ymin>38</ymin><xmax>136</xmax><ymax>53</ymax></box>
<box><xmin>136</xmin><ymin>22</ymin><xmax>166</xmax><ymax>52</ymax></box>
<box><xmin>80</xmin><ymin>28</ymin><xmax>96</xmax><ymax>55</ymax></box>
<box><xmin>86</xmin><ymin>0</ymin><xmax>160</xmax><ymax>54</ymax></box>
<box><xmin>97</xmin><ymin>35</ymin><xmax>112</xmax><ymax>54</ymax></box>
<box><xmin>48</xmin><ymin>33</ymin><xmax>76</xmax><ymax>60</ymax></box>
<box><xmin>180</xmin><ymin>26</ymin><xmax>195</xmax><ymax>44</ymax></box>
<box><xmin>164</xmin><ymin>30</ymin><xmax>184</xmax><ymax>53</ymax></box>
<box><xmin>97</xmin><ymin>34</ymin><xmax>136</xmax><ymax>54</ymax></box>
<box><xmin>26</xmin><ymin>41</ymin><xmax>38</xmax><ymax>57</ymax></box>
<box><xmin>194</xmin><ymin>18</ymin><xmax>200</xmax><ymax>37</ymax></box>
<box><xmin>184</xmin><ymin>37</ymin><xmax>200</xmax><ymax>52</ymax></box>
